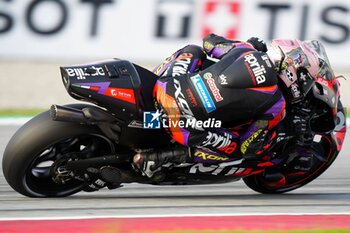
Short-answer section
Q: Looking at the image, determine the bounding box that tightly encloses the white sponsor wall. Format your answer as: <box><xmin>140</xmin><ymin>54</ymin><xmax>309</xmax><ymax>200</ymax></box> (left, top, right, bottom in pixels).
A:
<box><xmin>1</xmin><ymin>0</ymin><xmax>350</xmax><ymax>68</ymax></box>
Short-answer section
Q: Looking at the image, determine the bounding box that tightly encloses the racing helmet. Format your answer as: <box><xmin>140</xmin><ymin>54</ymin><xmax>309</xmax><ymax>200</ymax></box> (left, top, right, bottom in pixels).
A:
<box><xmin>267</xmin><ymin>39</ymin><xmax>340</xmax><ymax>132</ymax></box>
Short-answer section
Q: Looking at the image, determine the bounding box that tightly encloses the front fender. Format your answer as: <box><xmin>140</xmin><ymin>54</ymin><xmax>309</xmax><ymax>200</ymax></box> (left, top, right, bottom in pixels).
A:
<box><xmin>333</xmin><ymin>100</ymin><xmax>346</xmax><ymax>152</ymax></box>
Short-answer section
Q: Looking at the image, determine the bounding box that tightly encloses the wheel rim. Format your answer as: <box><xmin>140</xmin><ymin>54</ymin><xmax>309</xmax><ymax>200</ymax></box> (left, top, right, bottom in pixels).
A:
<box><xmin>257</xmin><ymin>134</ymin><xmax>336</xmax><ymax>193</ymax></box>
<box><xmin>23</xmin><ymin>134</ymin><xmax>115</xmax><ymax>197</ymax></box>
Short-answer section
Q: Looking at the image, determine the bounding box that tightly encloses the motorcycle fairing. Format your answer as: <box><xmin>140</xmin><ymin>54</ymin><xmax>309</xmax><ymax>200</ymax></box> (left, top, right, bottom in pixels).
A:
<box><xmin>60</xmin><ymin>59</ymin><xmax>159</xmax><ymax>122</ymax></box>
<box><xmin>72</xmin><ymin>82</ymin><xmax>136</xmax><ymax>104</ymax></box>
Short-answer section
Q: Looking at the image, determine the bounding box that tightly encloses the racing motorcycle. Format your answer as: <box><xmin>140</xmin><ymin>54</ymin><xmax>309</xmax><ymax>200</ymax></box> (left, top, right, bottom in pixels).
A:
<box><xmin>2</xmin><ymin>47</ymin><xmax>346</xmax><ymax>198</ymax></box>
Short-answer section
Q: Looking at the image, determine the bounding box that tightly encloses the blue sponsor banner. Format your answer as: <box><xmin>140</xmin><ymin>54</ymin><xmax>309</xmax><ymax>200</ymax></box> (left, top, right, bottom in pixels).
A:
<box><xmin>190</xmin><ymin>74</ymin><xmax>216</xmax><ymax>113</ymax></box>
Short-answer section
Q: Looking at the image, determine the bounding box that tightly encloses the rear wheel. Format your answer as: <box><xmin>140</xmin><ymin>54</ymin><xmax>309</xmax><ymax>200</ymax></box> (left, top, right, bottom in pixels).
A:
<box><xmin>2</xmin><ymin>104</ymin><xmax>116</xmax><ymax>197</ymax></box>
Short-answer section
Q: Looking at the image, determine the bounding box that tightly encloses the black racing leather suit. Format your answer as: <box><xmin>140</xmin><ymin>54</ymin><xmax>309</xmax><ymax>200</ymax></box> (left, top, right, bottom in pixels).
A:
<box><xmin>152</xmin><ymin>35</ymin><xmax>286</xmax><ymax>164</ymax></box>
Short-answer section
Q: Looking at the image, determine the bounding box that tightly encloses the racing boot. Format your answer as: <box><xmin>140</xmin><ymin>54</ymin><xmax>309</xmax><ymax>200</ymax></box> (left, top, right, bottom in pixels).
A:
<box><xmin>133</xmin><ymin>147</ymin><xmax>192</xmax><ymax>179</ymax></box>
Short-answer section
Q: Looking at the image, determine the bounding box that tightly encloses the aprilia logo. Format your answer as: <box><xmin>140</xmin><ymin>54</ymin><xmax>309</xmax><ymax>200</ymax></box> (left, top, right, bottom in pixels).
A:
<box><xmin>66</xmin><ymin>66</ymin><xmax>105</xmax><ymax>80</ymax></box>
<box><xmin>202</xmin><ymin>131</ymin><xmax>237</xmax><ymax>154</ymax></box>
<box><xmin>244</xmin><ymin>54</ymin><xmax>266</xmax><ymax>85</ymax></box>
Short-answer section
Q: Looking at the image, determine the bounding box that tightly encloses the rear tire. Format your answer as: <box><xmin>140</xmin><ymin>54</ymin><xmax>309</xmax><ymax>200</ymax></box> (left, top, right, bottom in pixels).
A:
<box><xmin>2</xmin><ymin>104</ymin><xmax>116</xmax><ymax>197</ymax></box>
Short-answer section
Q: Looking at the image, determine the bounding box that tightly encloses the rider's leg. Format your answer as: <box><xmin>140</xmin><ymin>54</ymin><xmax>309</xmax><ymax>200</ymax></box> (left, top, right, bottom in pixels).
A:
<box><xmin>133</xmin><ymin>45</ymin><xmax>207</xmax><ymax>178</ymax></box>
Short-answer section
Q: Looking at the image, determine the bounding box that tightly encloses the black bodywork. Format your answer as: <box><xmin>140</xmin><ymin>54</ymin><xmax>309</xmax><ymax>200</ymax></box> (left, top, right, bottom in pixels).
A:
<box><xmin>60</xmin><ymin>59</ymin><xmax>171</xmax><ymax>148</ymax></box>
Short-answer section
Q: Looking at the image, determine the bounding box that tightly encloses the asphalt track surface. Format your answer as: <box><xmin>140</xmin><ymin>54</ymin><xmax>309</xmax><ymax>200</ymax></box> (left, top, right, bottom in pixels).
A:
<box><xmin>0</xmin><ymin>124</ymin><xmax>349</xmax><ymax>220</ymax></box>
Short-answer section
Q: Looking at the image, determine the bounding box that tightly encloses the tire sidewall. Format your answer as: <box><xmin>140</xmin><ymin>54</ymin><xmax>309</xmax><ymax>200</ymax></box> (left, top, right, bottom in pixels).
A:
<box><xmin>2</xmin><ymin>106</ymin><xmax>107</xmax><ymax>197</ymax></box>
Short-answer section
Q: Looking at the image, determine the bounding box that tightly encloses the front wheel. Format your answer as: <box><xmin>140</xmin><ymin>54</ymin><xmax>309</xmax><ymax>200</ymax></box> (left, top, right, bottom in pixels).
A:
<box><xmin>2</xmin><ymin>105</ymin><xmax>116</xmax><ymax>197</ymax></box>
<box><xmin>243</xmin><ymin>101</ymin><xmax>346</xmax><ymax>194</ymax></box>
<box><xmin>243</xmin><ymin>133</ymin><xmax>338</xmax><ymax>194</ymax></box>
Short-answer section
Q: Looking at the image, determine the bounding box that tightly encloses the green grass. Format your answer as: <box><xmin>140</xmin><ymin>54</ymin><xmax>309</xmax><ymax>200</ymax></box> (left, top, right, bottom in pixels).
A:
<box><xmin>0</xmin><ymin>108</ymin><xmax>46</xmax><ymax>117</ymax></box>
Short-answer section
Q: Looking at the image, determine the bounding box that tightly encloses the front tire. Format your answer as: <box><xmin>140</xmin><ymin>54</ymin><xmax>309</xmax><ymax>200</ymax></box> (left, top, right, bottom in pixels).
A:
<box><xmin>2</xmin><ymin>105</ymin><xmax>116</xmax><ymax>197</ymax></box>
<box><xmin>244</xmin><ymin>100</ymin><xmax>346</xmax><ymax>194</ymax></box>
<box><xmin>243</xmin><ymin>134</ymin><xmax>338</xmax><ymax>194</ymax></box>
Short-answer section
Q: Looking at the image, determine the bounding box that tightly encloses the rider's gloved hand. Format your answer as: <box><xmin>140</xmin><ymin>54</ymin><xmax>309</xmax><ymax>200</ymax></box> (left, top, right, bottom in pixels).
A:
<box><xmin>247</xmin><ymin>37</ymin><xmax>267</xmax><ymax>52</ymax></box>
<box><xmin>203</xmin><ymin>33</ymin><xmax>235</xmax><ymax>59</ymax></box>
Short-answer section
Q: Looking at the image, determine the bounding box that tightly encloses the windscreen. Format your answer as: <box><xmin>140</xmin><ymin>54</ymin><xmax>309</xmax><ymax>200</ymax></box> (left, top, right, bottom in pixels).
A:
<box><xmin>304</xmin><ymin>40</ymin><xmax>335</xmax><ymax>82</ymax></box>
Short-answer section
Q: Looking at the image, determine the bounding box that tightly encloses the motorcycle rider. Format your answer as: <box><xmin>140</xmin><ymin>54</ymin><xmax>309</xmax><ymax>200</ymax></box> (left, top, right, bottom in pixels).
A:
<box><xmin>133</xmin><ymin>34</ymin><xmax>319</xmax><ymax>183</ymax></box>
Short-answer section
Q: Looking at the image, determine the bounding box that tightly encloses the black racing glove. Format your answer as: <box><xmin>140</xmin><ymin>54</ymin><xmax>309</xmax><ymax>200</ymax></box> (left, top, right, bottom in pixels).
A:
<box><xmin>247</xmin><ymin>37</ymin><xmax>267</xmax><ymax>52</ymax></box>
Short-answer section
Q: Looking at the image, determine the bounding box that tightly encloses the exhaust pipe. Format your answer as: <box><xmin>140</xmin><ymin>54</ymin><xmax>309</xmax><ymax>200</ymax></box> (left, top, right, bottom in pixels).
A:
<box><xmin>50</xmin><ymin>104</ymin><xmax>121</xmax><ymax>142</ymax></box>
<box><xmin>66</xmin><ymin>154</ymin><xmax>128</xmax><ymax>171</ymax></box>
<box><xmin>51</xmin><ymin>105</ymin><xmax>86</xmax><ymax>123</ymax></box>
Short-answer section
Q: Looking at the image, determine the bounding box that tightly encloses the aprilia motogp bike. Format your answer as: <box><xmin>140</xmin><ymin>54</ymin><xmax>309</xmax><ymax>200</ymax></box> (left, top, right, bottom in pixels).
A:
<box><xmin>2</xmin><ymin>56</ymin><xmax>346</xmax><ymax>197</ymax></box>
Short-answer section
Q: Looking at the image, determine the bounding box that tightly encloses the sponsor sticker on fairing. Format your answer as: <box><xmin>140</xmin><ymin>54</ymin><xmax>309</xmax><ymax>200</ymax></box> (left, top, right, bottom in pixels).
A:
<box><xmin>240</xmin><ymin>129</ymin><xmax>263</xmax><ymax>154</ymax></box>
<box><xmin>218</xmin><ymin>74</ymin><xmax>228</xmax><ymax>85</ymax></box>
<box><xmin>186</xmin><ymin>88</ymin><xmax>198</xmax><ymax>107</ymax></box>
<box><xmin>202</xmin><ymin>131</ymin><xmax>238</xmax><ymax>154</ymax></box>
<box><xmin>190</xmin><ymin>74</ymin><xmax>216</xmax><ymax>113</ymax></box>
<box><xmin>203</xmin><ymin>72</ymin><xmax>223</xmax><ymax>102</ymax></box>
<box><xmin>65</xmin><ymin>66</ymin><xmax>105</xmax><ymax>80</ymax></box>
<box><xmin>194</xmin><ymin>150</ymin><xmax>229</xmax><ymax>161</ymax></box>
<box><xmin>104</xmin><ymin>88</ymin><xmax>136</xmax><ymax>104</ymax></box>
<box><xmin>244</xmin><ymin>53</ymin><xmax>266</xmax><ymax>85</ymax></box>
